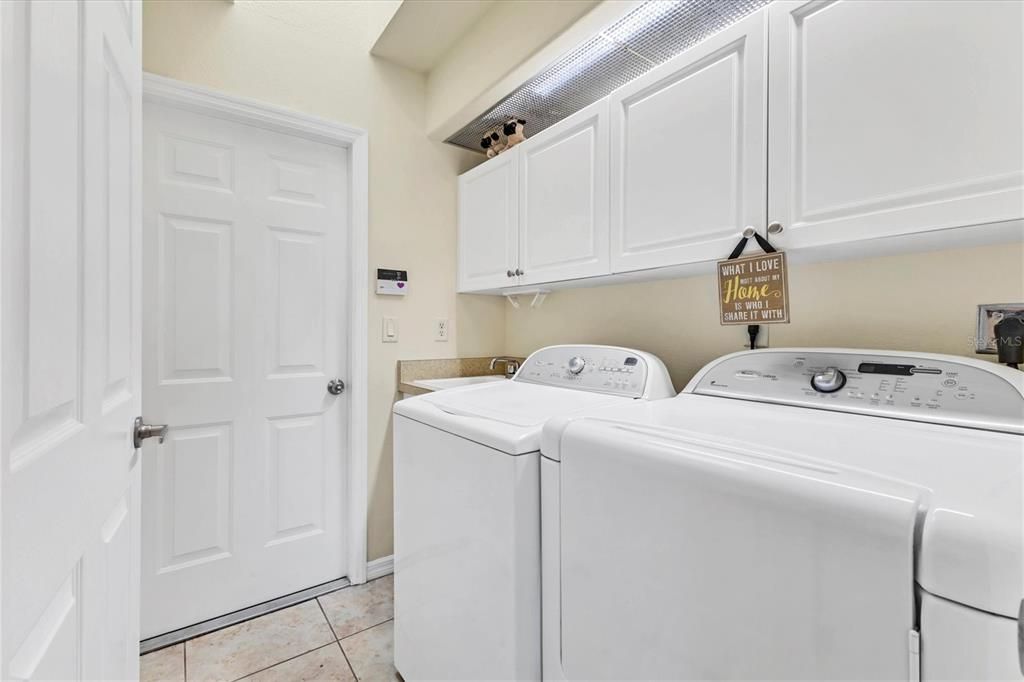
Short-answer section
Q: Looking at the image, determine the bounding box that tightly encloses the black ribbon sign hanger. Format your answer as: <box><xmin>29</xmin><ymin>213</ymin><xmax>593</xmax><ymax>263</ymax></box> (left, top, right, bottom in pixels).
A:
<box><xmin>728</xmin><ymin>227</ymin><xmax>777</xmax><ymax>260</ymax></box>
<box><xmin>719</xmin><ymin>224</ymin><xmax>788</xmax><ymax>350</ymax></box>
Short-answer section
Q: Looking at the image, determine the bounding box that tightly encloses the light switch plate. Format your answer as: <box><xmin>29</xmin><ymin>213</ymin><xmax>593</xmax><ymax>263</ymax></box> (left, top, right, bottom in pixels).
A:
<box><xmin>976</xmin><ymin>303</ymin><xmax>1024</xmax><ymax>353</ymax></box>
<box><xmin>434</xmin><ymin>318</ymin><xmax>449</xmax><ymax>342</ymax></box>
<box><xmin>382</xmin><ymin>317</ymin><xmax>399</xmax><ymax>343</ymax></box>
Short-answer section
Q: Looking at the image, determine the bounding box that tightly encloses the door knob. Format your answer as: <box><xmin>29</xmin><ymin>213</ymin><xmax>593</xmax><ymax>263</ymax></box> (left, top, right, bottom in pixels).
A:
<box><xmin>327</xmin><ymin>379</ymin><xmax>346</xmax><ymax>395</ymax></box>
<box><xmin>133</xmin><ymin>416</ymin><xmax>168</xmax><ymax>448</ymax></box>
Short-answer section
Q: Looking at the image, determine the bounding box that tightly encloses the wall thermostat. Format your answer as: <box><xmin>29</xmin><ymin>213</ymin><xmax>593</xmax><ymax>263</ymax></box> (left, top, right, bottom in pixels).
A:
<box><xmin>377</xmin><ymin>268</ymin><xmax>408</xmax><ymax>295</ymax></box>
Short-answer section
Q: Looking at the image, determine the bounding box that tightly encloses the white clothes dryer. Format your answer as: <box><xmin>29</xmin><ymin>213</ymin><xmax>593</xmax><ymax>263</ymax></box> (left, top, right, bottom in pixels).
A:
<box><xmin>393</xmin><ymin>345</ymin><xmax>674</xmax><ymax>681</ymax></box>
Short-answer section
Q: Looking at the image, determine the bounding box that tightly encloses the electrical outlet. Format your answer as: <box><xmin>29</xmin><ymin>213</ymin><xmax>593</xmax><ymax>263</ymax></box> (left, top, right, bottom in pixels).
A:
<box><xmin>976</xmin><ymin>304</ymin><xmax>1024</xmax><ymax>353</ymax></box>
<box><xmin>434</xmin><ymin>318</ymin><xmax>449</xmax><ymax>342</ymax></box>
<box><xmin>382</xmin><ymin>317</ymin><xmax>399</xmax><ymax>343</ymax></box>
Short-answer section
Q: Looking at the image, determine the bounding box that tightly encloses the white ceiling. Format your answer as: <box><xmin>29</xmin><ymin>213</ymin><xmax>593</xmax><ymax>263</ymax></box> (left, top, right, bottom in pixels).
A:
<box><xmin>371</xmin><ymin>0</ymin><xmax>495</xmax><ymax>74</ymax></box>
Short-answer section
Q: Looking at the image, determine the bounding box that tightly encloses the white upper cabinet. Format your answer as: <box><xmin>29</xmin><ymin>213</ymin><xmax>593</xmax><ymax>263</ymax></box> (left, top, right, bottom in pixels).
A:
<box><xmin>456</xmin><ymin>1</ymin><xmax>1022</xmax><ymax>293</ymax></box>
<box><xmin>767</xmin><ymin>0</ymin><xmax>1024</xmax><ymax>250</ymax></box>
<box><xmin>458</xmin><ymin>148</ymin><xmax>519</xmax><ymax>292</ymax></box>
<box><xmin>518</xmin><ymin>100</ymin><xmax>610</xmax><ymax>286</ymax></box>
<box><xmin>609</xmin><ymin>9</ymin><xmax>767</xmax><ymax>274</ymax></box>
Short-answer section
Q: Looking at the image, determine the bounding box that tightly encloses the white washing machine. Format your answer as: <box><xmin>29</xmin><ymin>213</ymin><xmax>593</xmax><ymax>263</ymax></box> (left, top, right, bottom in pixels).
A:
<box><xmin>392</xmin><ymin>345</ymin><xmax>674</xmax><ymax>681</ymax></box>
<box><xmin>541</xmin><ymin>349</ymin><xmax>1023</xmax><ymax>681</ymax></box>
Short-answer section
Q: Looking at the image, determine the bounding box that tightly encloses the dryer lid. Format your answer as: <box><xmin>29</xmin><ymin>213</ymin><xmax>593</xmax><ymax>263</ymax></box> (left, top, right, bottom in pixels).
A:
<box><xmin>395</xmin><ymin>380</ymin><xmax>634</xmax><ymax>455</ymax></box>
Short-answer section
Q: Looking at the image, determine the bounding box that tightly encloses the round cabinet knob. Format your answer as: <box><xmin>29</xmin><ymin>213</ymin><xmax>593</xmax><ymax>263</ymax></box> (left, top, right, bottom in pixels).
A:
<box><xmin>567</xmin><ymin>356</ymin><xmax>586</xmax><ymax>375</ymax></box>
<box><xmin>810</xmin><ymin>366</ymin><xmax>846</xmax><ymax>393</ymax></box>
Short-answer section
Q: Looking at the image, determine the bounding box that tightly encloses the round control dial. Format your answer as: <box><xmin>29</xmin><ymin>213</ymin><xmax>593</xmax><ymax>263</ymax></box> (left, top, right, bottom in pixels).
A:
<box><xmin>810</xmin><ymin>366</ymin><xmax>847</xmax><ymax>393</ymax></box>
<box><xmin>567</xmin><ymin>356</ymin><xmax>586</xmax><ymax>375</ymax></box>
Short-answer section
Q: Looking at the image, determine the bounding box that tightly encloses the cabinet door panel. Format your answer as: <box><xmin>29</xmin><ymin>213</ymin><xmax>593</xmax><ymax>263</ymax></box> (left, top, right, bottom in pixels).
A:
<box><xmin>768</xmin><ymin>0</ymin><xmax>1024</xmax><ymax>249</ymax></box>
<box><xmin>519</xmin><ymin>100</ymin><xmax>610</xmax><ymax>286</ymax></box>
<box><xmin>458</xmin><ymin>150</ymin><xmax>518</xmax><ymax>292</ymax></box>
<box><xmin>610</xmin><ymin>9</ymin><xmax>767</xmax><ymax>273</ymax></box>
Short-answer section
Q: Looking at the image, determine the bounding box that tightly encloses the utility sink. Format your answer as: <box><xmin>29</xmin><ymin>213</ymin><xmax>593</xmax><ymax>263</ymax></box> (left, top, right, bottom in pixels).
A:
<box><xmin>411</xmin><ymin>375</ymin><xmax>506</xmax><ymax>391</ymax></box>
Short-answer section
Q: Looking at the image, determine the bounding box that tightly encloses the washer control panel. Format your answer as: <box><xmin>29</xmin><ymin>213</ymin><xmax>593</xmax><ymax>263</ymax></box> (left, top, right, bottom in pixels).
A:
<box><xmin>691</xmin><ymin>350</ymin><xmax>1024</xmax><ymax>434</ymax></box>
<box><xmin>515</xmin><ymin>345</ymin><xmax>650</xmax><ymax>397</ymax></box>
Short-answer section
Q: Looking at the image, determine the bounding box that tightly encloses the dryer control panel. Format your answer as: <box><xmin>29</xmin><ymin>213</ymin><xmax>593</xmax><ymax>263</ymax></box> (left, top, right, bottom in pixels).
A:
<box><xmin>689</xmin><ymin>350</ymin><xmax>1024</xmax><ymax>434</ymax></box>
<box><xmin>515</xmin><ymin>345</ymin><xmax>667</xmax><ymax>399</ymax></box>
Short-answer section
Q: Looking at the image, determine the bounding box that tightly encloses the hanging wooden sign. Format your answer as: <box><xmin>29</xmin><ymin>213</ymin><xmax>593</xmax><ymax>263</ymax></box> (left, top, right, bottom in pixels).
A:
<box><xmin>717</xmin><ymin>252</ymin><xmax>790</xmax><ymax>325</ymax></box>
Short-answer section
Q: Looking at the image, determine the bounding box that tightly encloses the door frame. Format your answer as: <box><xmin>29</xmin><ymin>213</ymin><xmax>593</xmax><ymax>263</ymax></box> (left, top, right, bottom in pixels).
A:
<box><xmin>141</xmin><ymin>73</ymin><xmax>370</xmax><ymax>585</ymax></box>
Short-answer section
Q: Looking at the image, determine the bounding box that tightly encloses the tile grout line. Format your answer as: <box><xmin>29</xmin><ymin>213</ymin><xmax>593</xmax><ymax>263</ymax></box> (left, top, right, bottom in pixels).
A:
<box><xmin>337</xmin><ymin>617</ymin><xmax>393</xmax><ymax>642</ymax></box>
<box><xmin>337</xmin><ymin>619</ymin><xmax>394</xmax><ymax>682</ymax></box>
<box><xmin>168</xmin><ymin>582</ymin><xmax>393</xmax><ymax>682</ymax></box>
<box><xmin>316</xmin><ymin>598</ymin><xmax>359</xmax><ymax>680</ymax></box>
<box><xmin>315</xmin><ymin>596</ymin><xmax>340</xmax><ymax>641</ymax></box>
<box><xmin>186</xmin><ymin>598</ymin><xmax>339</xmax><ymax>682</ymax></box>
<box><xmin>227</xmin><ymin>641</ymin><xmax>340</xmax><ymax>682</ymax></box>
<box><xmin>334</xmin><ymin>639</ymin><xmax>359</xmax><ymax>682</ymax></box>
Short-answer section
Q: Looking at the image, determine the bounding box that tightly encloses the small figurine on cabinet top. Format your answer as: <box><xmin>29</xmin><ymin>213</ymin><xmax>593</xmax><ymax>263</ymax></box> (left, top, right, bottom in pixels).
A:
<box><xmin>503</xmin><ymin>118</ymin><xmax>526</xmax><ymax>148</ymax></box>
<box><xmin>480</xmin><ymin>129</ymin><xmax>505</xmax><ymax>158</ymax></box>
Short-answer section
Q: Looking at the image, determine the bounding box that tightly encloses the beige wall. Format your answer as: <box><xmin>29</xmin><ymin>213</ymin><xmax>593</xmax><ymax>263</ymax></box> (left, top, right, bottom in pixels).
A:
<box><xmin>142</xmin><ymin>0</ymin><xmax>1024</xmax><ymax>567</ymax></box>
<box><xmin>143</xmin><ymin>0</ymin><xmax>506</xmax><ymax>561</ymax></box>
<box><xmin>505</xmin><ymin>242</ymin><xmax>1024</xmax><ymax>391</ymax></box>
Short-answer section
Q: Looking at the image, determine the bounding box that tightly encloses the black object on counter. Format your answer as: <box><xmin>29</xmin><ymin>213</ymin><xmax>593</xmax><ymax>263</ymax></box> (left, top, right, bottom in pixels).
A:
<box><xmin>994</xmin><ymin>315</ymin><xmax>1024</xmax><ymax>369</ymax></box>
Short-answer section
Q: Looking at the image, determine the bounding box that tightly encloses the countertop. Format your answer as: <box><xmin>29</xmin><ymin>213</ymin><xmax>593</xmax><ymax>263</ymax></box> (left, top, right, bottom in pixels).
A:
<box><xmin>397</xmin><ymin>356</ymin><xmax>525</xmax><ymax>396</ymax></box>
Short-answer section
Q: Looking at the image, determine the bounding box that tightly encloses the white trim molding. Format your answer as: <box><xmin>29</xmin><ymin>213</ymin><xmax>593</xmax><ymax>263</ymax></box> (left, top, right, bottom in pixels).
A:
<box><xmin>366</xmin><ymin>555</ymin><xmax>394</xmax><ymax>581</ymax></box>
<box><xmin>141</xmin><ymin>73</ymin><xmax>371</xmax><ymax>586</ymax></box>
<box><xmin>143</xmin><ymin>73</ymin><xmax>367</xmax><ymax>147</ymax></box>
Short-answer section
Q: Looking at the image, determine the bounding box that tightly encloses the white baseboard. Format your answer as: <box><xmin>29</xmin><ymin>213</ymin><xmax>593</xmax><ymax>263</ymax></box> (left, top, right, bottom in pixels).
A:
<box><xmin>367</xmin><ymin>554</ymin><xmax>394</xmax><ymax>580</ymax></box>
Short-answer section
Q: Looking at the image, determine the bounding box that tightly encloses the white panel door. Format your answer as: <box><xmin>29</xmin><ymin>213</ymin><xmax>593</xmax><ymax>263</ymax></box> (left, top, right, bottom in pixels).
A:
<box><xmin>457</xmin><ymin>149</ymin><xmax>520</xmax><ymax>292</ymax></box>
<box><xmin>518</xmin><ymin>100</ymin><xmax>610</xmax><ymax>286</ymax></box>
<box><xmin>142</xmin><ymin>103</ymin><xmax>350</xmax><ymax>637</ymax></box>
<box><xmin>610</xmin><ymin>9</ymin><xmax>767</xmax><ymax>273</ymax></box>
<box><xmin>768</xmin><ymin>0</ymin><xmax>1024</xmax><ymax>249</ymax></box>
<box><xmin>1</xmin><ymin>1</ymin><xmax>143</xmax><ymax>679</ymax></box>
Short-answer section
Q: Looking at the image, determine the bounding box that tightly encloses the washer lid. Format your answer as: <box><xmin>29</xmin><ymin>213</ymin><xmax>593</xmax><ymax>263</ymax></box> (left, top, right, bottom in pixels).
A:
<box><xmin>552</xmin><ymin>411</ymin><xmax>921</xmax><ymax>679</ymax></box>
<box><xmin>394</xmin><ymin>380</ymin><xmax>634</xmax><ymax>455</ymax></box>
<box><xmin>541</xmin><ymin>393</ymin><xmax>1023</xmax><ymax>617</ymax></box>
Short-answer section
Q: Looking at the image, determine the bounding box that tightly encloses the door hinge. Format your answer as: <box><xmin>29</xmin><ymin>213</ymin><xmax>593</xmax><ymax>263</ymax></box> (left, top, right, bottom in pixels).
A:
<box><xmin>1018</xmin><ymin>598</ymin><xmax>1023</xmax><ymax>676</ymax></box>
<box><xmin>908</xmin><ymin>629</ymin><xmax>920</xmax><ymax>682</ymax></box>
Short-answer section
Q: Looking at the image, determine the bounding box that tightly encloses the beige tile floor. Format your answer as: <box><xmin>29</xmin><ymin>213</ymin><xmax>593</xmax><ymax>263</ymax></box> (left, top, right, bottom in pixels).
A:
<box><xmin>141</xmin><ymin>575</ymin><xmax>398</xmax><ymax>682</ymax></box>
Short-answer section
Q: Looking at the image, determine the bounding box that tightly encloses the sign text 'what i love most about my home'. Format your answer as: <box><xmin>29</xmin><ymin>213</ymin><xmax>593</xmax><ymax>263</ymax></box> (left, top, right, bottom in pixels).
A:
<box><xmin>717</xmin><ymin>252</ymin><xmax>790</xmax><ymax>325</ymax></box>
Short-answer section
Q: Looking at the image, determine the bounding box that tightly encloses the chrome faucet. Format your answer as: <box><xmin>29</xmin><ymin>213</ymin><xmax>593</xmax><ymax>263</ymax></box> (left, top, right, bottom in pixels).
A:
<box><xmin>490</xmin><ymin>357</ymin><xmax>520</xmax><ymax>379</ymax></box>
